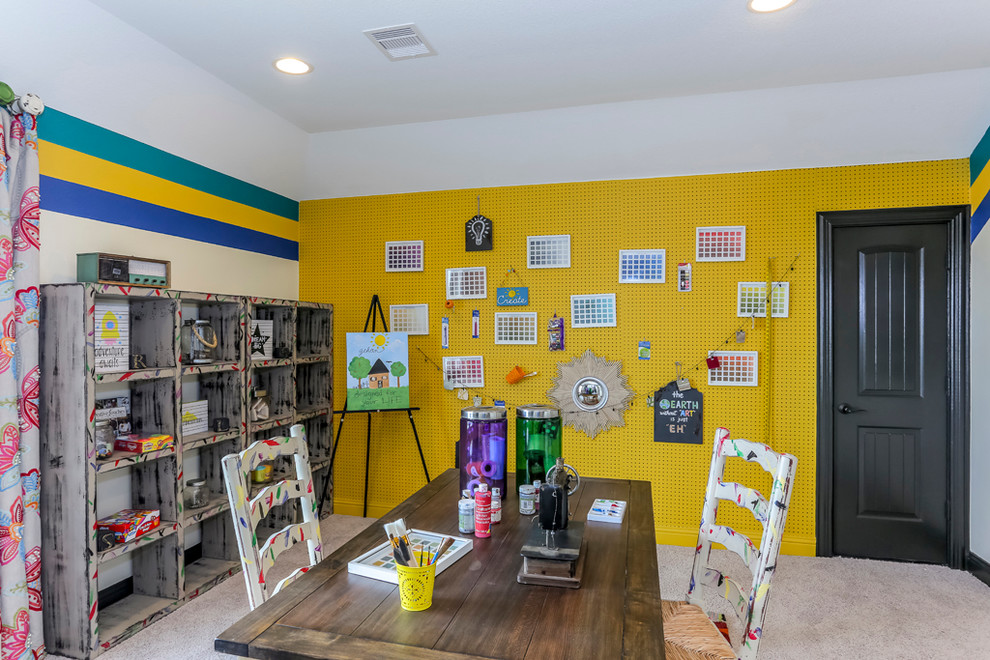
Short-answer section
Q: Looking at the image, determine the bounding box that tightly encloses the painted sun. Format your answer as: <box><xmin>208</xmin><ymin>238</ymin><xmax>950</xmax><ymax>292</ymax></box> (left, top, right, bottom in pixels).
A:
<box><xmin>372</xmin><ymin>334</ymin><xmax>389</xmax><ymax>347</ymax></box>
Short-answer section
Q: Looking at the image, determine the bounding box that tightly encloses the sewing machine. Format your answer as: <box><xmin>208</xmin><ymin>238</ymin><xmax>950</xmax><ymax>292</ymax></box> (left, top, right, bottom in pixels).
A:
<box><xmin>517</xmin><ymin>457</ymin><xmax>585</xmax><ymax>588</ymax></box>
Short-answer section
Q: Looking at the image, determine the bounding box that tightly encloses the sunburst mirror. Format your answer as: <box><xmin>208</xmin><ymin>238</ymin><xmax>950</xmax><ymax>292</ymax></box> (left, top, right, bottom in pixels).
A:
<box><xmin>547</xmin><ymin>349</ymin><xmax>634</xmax><ymax>438</ymax></box>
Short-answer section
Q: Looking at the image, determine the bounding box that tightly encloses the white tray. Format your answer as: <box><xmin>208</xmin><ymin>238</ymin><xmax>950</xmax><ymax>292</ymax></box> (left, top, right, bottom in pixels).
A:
<box><xmin>347</xmin><ymin>529</ymin><xmax>473</xmax><ymax>584</ymax></box>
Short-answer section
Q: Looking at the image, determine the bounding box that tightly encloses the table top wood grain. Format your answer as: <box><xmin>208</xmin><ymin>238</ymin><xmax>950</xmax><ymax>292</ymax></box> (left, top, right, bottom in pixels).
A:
<box><xmin>216</xmin><ymin>469</ymin><xmax>664</xmax><ymax>659</ymax></box>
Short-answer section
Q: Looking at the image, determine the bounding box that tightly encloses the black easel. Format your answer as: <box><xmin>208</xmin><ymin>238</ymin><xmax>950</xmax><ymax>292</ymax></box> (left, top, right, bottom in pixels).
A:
<box><xmin>318</xmin><ymin>295</ymin><xmax>431</xmax><ymax>517</ymax></box>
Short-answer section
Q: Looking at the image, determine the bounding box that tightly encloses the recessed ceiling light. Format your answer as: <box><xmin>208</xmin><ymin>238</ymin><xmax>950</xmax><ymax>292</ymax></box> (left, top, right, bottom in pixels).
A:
<box><xmin>748</xmin><ymin>0</ymin><xmax>796</xmax><ymax>12</ymax></box>
<box><xmin>273</xmin><ymin>57</ymin><xmax>312</xmax><ymax>75</ymax></box>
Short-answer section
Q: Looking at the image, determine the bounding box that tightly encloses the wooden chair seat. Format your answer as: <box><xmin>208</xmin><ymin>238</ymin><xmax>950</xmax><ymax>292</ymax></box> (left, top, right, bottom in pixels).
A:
<box><xmin>662</xmin><ymin>599</ymin><xmax>736</xmax><ymax>660</ymax></box>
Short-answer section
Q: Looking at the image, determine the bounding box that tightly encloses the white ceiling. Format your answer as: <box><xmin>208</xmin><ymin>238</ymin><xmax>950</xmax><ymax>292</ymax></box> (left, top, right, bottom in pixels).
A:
<box><xmin>88</xmin><ymin>0</ymin><xmax>990</xmax><ymax>135</ymax></box>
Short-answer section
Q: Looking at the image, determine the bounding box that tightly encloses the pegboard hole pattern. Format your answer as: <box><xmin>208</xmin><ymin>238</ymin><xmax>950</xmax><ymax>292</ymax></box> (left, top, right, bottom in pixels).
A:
<box><xmin>527</xmin><ymin>234</ymin><xmax>571</xmax><ymax>268</ymax></box>
<box><xmin>570</xmin><ymin>293</ymin><xmax>617</xmax><ymax>327</ymax></box>
<box><xmin>298</xmin><ymin>158</ymin><xmax>970</xmax><ymax>553</ymax></box>
<box><xmin>708</xmin><ymin>351</ymin><xmax>759</xmax><ymax>387</ymax></box>
<box><xmin>494</xmin><ymin>312</ymin><xmax>538</xmax><ymax>344</ymax></box>
<box><xmin>442</xmin><ymin>356</ymin><xmax>484</xmax><ymax>389</ymax></box>
<box><xmin>619</xmin><ymin>249</ymin><xmax>666</xmax><ymax>283</ymax></box>
<box><xmin>697</xmin><ymin>226</ymin><xmax>746</xmax><ymax>262</ymax></box>
<box><xmin>390</xmin><ymin>304</ymin><xmax>430</xmax><ymax>335</ymax></box>
<box><xmin>446</xmin><ymin>267</ymin><xmax>487</xmax><ymax>299</ymax></box>
<box><xmin>385</xmin><ymin>241</ymin><xmax>424</xmax><ymax>271</ymax></box>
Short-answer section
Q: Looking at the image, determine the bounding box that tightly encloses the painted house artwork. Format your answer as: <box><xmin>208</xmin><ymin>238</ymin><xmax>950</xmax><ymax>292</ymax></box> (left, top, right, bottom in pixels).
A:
<box><xmin>346</xmin><ymin>332</ymin><xmax>409</xmax><ymax>410</ymax></box>
<box><xmin>368</xmin><ymin>359</ymin><xmax>390</xmax><ymax>389</ymax></box>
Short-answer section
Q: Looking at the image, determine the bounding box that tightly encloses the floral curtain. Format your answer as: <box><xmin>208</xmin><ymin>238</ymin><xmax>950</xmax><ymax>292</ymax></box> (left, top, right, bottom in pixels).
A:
<box><xmin>0</xmin><ymin>106</ymin><xmax>43</xmax><ymax>659</ymax></box>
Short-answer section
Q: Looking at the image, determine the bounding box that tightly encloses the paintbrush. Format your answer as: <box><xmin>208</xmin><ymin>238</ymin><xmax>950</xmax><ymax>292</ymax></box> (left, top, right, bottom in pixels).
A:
<box><xmin>430</xmin><ymin>537</ymin><xmax>454</xmax><ymax>565</ymax></box>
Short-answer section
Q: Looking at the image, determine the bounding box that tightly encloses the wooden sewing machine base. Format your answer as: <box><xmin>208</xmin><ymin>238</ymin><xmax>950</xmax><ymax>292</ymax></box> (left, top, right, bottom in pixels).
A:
<box><xmin>517</xmin><ymin>523</ymin><xmax>587</xmax><ymax>589</ymax></box>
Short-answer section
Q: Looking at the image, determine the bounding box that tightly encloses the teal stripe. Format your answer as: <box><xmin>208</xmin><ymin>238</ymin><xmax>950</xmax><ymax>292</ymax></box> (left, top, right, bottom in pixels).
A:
<box><xmin>971</xmin><ymin>124</ymin><xmax>990</xmax><ymax>185</ymax></box>
<box><xmin>39</xmin><ymin>108</ymin><xmax>299</xmax><ymax>221</ymax></box>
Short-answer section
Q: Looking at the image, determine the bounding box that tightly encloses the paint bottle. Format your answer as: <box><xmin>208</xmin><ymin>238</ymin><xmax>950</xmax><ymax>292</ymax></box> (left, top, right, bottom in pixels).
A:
<box><xmin>532</xmin><ymin>480</ymin><xmax>541</xmax><ymax>513</ymax></box>
<box><xmin>458</xmin><ymin>496</ymin><xmax>475</xmax><ymax>535</ymax></box>
<box><xmin>491</xmin><ymin>487</ymin><xmax>502</xmax><ymax>524</ymax></box>
<box><xmin>474</xmin><ymin>483</ymin><xmax>491</xmax><ymax>538</ymax></box>
<box><xmin>519</xmin><ymin>484</ymin><xmax>536</xmax><ymax>515</ymax></box>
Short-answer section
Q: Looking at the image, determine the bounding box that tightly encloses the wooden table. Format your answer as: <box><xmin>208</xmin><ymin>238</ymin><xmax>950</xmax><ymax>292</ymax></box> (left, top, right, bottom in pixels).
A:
<box><xmin>216</xmin><ymin>469</ymin><xmax>664</xmax><ymax>659</ymax></box>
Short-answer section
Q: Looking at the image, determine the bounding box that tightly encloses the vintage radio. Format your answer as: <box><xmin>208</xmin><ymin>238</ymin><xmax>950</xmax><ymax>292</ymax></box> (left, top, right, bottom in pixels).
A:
<box><xmin>77</xmin><ymin>252</ymin><xmax>171</xmax><ymax>288</ymax></box>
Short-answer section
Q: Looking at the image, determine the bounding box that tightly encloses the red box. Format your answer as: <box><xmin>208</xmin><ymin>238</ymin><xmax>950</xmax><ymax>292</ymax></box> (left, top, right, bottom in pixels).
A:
<box><xmin>114</xmin><ymin>434</ymin><xmax>173</xmax><ymax>454</ymax></box>
<box><xmin>96</xmin><ymin>509</ymin><xmax>161</xmax><ymax>543</ymax></box>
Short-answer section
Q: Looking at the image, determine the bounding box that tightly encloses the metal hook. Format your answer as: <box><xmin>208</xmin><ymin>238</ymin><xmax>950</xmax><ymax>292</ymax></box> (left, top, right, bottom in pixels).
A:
<box><xmin>675</xmin><ymin>361</ymin><xmax>683</xmax><ymax>380</ymax></box>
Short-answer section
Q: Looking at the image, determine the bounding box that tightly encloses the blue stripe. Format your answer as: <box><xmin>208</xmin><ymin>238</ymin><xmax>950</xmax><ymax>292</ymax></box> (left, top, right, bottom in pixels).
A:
<box><xmin>40</xmin><ymin>176</ymin><xmax>298</xmax><ymax>261</ymax></box>
<box><xmin>40</xmin><ymin>108</ymin><xmax>299</xmax><ymax>221</ymax></box>
<box><xmin>972</xmin><ymin>193</ymin><xmax>990</xmax><ymax>242</ymax></box>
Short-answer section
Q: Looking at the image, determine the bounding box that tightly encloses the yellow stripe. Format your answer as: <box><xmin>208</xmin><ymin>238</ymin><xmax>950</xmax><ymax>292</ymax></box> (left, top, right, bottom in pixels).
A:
<box><xmin>40</xmin><ymin>141</ymin><xmax>298</xmax><ymax>242</ymax></box>
<box><xmin>972</xmin><ymin>159</ymin><xmax>990</xmax><ymax>211</ymax></box>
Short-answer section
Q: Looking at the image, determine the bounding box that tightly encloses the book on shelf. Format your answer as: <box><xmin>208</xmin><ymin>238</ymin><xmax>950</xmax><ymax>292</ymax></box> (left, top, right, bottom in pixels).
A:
<box><xmin>94</xmin><ymin>302</ymin><xmax>129</xmax><ymax>372</ymax></box>
<box><xmin>95</xmin><ymin>395</ymin><xmax>131</xmax><ymax>437</ymax></box>
<box><xmin>587</xmin><ymin>498</ymin><xmax>627</xmax><ymax>524</ymax></box>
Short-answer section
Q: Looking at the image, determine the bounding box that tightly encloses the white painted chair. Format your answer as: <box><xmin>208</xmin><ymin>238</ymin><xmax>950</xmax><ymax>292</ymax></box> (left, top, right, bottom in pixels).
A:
<box><xmin>662</xmin><ymin>427</ymin><xmax>797</xmax><ymax>660</ymax></box>
<box><xmin>222</xmin><ymin>423</ymin><xmax>324</xmax><ymax>610</ymax></box>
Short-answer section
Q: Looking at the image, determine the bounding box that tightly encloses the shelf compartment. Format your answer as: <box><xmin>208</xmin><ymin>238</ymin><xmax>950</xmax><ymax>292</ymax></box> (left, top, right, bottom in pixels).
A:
<box><xmin>183</xmin><ymin>557</ymin><xmax>240</xmax><ymax>598</ymax></box>
<box><xmin>98</xmin><ymin>592</ymin><xmax>178</xmax><ymax>651</ymax></box>
<box><xmin>181</xmin><ymin>361</ymin><xmax>241</xmax><ymax>376</ymax></box>
<box><xmin>121</xmin><ymin>296</ymin><xmax>178</xmax><ymax>370</ymax></box>
<box><xmin>296</xmin><ymin>303</ymin><xmax>332</xmax><ymax>358</ymax></box>
<box><xmin>97</xmin><ymin>521</ymin><xmax>178</xmax><ymax>564</ymax></box>
<box><xmin>248</xmin><ymin>301</ymin><xmax>294</xmax><ymax>361</ymax></box>
<box><xmin>95</xmin><ymin>445</ymin><xmax>176</xmax><ymax>474</ymax></box>
<box><xmin>250</xmin><ymin>365</ymin><xmax>293</xmax><ymax>421</ymax></box>
<box><xmin>129</xmin><ymin>378</ymin><xmax>178</xmax><ymax>439</ymax></box>
<box><xmin>296</xmin><ymin>361</ymin><xmax>331</xmax><ymax>411</ymax></box>
<box><xmin>180</xmin><ymin>429</ymin><xmax>242</xmax><ymax>451</ymax></box>
<box><xmin>178</xmin><ymin>295</ymin><xmax>244</xmax><ymax>365</ymax></box>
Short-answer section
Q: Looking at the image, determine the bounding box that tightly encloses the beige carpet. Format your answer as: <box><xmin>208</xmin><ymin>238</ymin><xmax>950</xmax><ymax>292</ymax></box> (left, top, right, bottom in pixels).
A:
<box><xmin>46</xmin><ymin>517</ymin><xmax>990</xmax><ymax>659</ymax></box>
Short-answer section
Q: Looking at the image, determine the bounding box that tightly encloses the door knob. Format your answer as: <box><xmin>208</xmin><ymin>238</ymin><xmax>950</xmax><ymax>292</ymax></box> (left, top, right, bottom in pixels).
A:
<box><xmin>837</xmin><ymin>403</ymin><xmax>864</xmax><ymax>414</ymax></box>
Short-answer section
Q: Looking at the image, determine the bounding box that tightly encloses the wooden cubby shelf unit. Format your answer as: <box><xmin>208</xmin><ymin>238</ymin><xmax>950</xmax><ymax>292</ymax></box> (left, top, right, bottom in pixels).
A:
<box><xmin>40</xmin><ymin>284</ymin><xmax>332</xmax><ymax>658</ymax></box>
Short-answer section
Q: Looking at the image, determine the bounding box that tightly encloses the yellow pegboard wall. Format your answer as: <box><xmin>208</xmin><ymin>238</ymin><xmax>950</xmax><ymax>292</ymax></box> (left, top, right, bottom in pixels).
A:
<box><xmin>299</xmin><ymin>159</ymin><xmax>969</xmax><ymax>553</ymax></box>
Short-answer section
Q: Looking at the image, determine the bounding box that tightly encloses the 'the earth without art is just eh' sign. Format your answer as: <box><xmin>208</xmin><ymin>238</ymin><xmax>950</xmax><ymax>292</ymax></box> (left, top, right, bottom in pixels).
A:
<box><xmin>653</xmin><ymin>380</ymin><xmax>703</xmax><ymax>444</ymax></box>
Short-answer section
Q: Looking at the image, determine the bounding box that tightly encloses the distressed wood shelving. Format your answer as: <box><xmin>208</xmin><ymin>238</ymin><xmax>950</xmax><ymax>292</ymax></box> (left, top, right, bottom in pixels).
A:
<box><xmin>40</xmin><ymin>284</ymin><xmax>333</xmax><ymax>658</ymax></box>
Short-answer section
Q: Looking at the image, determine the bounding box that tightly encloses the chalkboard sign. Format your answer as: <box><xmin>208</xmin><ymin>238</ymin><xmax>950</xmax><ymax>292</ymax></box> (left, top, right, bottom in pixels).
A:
<box><xmin>653</xmin><ymin>380</ymin><xmax>703</xmax><ymax>444</ymax></box>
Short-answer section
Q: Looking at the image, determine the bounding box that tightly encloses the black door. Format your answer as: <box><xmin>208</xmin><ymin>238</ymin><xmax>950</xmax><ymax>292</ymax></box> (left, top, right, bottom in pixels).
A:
<box><xmin>831</xmin><ymin>221</ymin><xmax>949</xmax><ymax>563</ymax></box>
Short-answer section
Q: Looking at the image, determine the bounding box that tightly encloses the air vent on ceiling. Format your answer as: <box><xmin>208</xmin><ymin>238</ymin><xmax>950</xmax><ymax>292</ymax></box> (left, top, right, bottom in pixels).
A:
<box><xmin>364</xmin><ymin>24</ymin><xmax>437</xmax><ymax>61</ymax></box>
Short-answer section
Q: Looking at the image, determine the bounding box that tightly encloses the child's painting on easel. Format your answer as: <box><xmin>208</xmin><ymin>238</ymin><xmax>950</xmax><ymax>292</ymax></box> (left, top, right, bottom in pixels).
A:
<box><xmin>346</xmin><ymin>332</ymin><xmax>410</xmax><ymax>410</ymax></box>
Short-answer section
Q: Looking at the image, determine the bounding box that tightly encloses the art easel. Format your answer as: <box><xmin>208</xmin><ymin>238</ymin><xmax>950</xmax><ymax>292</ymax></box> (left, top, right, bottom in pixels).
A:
<box><xmin>318</xmin><ymin>295</ymin><xmax>430</xmax><ymax>517</ymax></box>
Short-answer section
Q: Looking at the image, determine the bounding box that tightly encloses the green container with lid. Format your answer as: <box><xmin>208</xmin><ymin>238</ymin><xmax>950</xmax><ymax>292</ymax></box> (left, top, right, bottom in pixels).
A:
<box><xmin>515</xmin><ymin>404</ymin><xmax>561</xmax><ymax>488</ymax></box>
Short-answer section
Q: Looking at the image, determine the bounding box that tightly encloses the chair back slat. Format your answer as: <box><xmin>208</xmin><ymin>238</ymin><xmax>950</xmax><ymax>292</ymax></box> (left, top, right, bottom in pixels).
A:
<box><xmin>687</xmin><ymin>427</ymin><xmax>797</xmax><ymax>660</ymax></box>
<box><xmin>701</xmin><ymin>524</ymin><xmax>760</xmax><ymax>573</ymax></box>
<box><xmin>222</xmin><ymin>424</ymin><xmax>324</xmax><ymax>611</ymax></box>
<box><xmin>699</xmin><ymin>567</ymin><xmax>748</xmax><ymax>623</ymax></box>
<box><xmin>713</xmin><ymin>480</ymin><xmax>770</xmax><ymax>525</ymax></box>
<box><xmin>250</xmin><ymin>478</ymin><xmax>308</xmax><ymax>528</ymax></box>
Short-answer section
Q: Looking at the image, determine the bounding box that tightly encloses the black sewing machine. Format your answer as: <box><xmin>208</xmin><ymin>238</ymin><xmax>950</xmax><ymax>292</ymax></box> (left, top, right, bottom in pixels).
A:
<box><xmin>518</xmin><ymin>457</ymin><xmax>585</xmax><ymax>588</ymax></box>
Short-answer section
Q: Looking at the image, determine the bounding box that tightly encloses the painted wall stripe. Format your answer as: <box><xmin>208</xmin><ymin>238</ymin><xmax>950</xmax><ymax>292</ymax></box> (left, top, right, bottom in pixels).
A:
<box><xmin>41</xmin><ymin>176</ymin><xmax>298</xmax><ymax>261</ymax></box>
<box><xmin>972</xmin><ymin>160</ymin><xmax>990</xmax><ymax>216</ymax></box>
<box><xmin>972</xmin><ymin>193</ymin><xmax>990</xmax><ymax>243</ymax></box>
<box><xmin>39</xmin><ymin>108</ymin><xmax>299</xmax><ymax>221</ymax></box>
<box><xmin>40</xmin><ymin>141</ymin><xmax>299</xmax><ymax>242</ymax></box>
<box><xmin>973</xmin><ymin>125</ymin><xmax>990</xmax><ymax>186</ymax></box>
